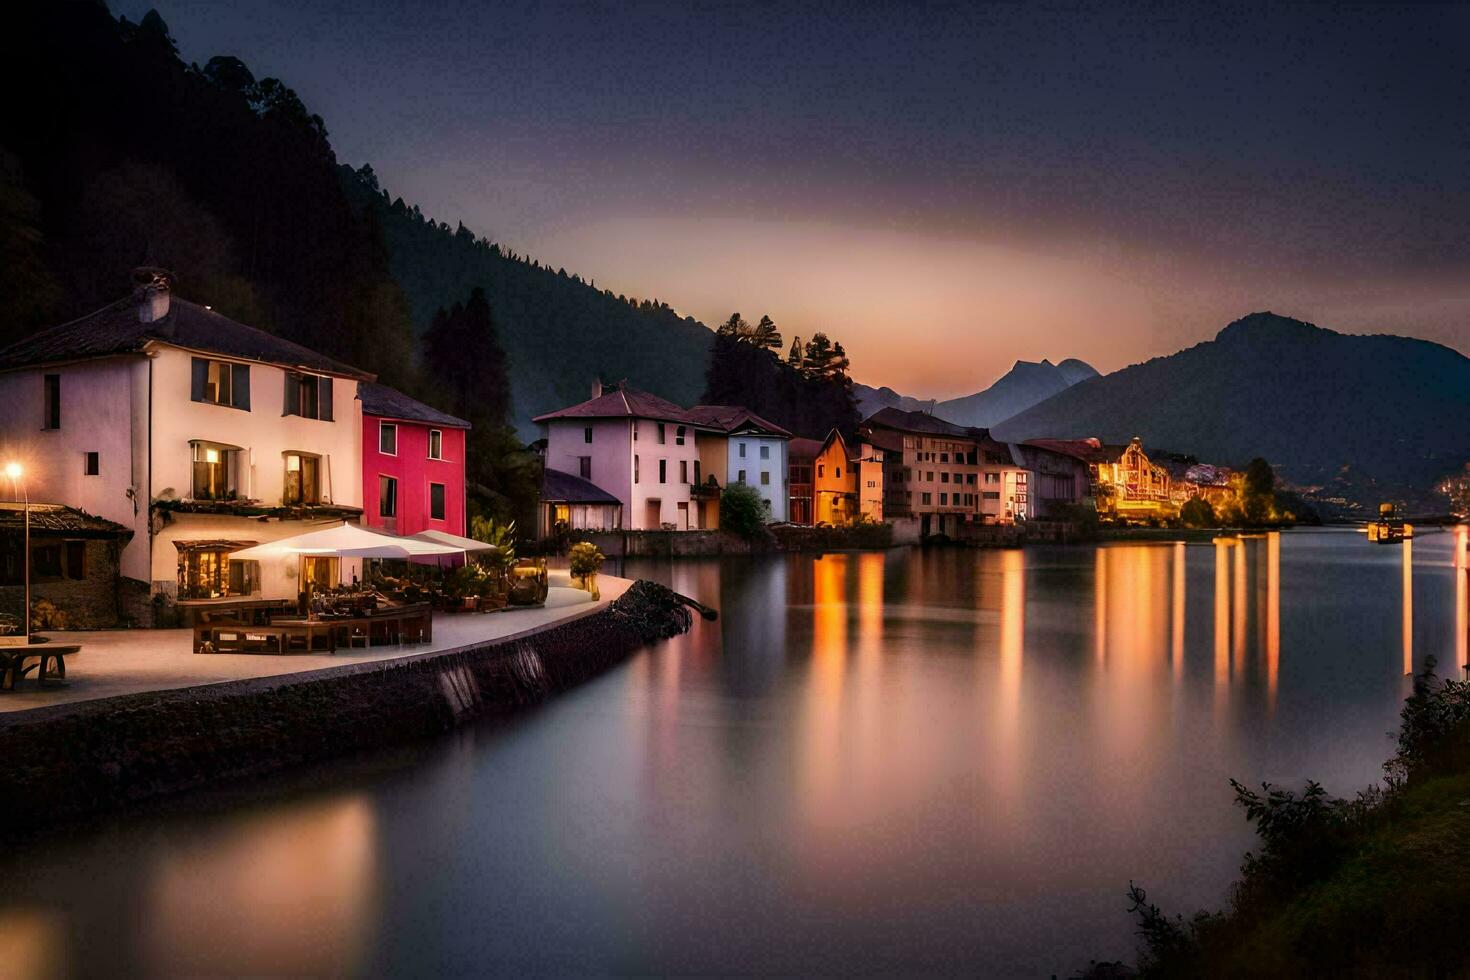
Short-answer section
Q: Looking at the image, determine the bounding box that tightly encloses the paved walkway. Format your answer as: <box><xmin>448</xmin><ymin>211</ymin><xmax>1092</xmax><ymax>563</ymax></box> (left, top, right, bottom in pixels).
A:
<box><xmin>0</xmin><ymin>572</ymin><xmax>631</xmax><ymax>715</ymax></box>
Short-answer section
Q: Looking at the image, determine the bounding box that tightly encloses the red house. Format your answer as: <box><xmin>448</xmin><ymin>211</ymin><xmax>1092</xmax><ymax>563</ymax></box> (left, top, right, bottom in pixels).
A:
<box><xmin>358</xmin><ymin>383</ymin><xmax>469</xmax><ymax>537</ymax></box>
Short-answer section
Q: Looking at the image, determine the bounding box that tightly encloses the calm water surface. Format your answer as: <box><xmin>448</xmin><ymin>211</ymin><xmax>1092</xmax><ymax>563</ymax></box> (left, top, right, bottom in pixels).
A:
<box><xmin>3</xmin><ymin>529</ymin><xmax>1467</xmax><ymax>977</ymax></box>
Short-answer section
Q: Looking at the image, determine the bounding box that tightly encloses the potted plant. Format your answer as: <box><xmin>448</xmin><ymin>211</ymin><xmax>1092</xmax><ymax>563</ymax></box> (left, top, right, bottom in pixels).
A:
<box><xmin>568</xmin><ymin>541</ymin><xmax>605</xmax><ymax>600</ymax></box>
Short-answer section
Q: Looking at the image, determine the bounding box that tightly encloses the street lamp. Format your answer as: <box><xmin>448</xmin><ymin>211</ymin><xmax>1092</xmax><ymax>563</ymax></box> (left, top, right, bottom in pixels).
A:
<box><xmin>6</xmin><ymin>463</ymin><xmax>28</xmax><ymax>641</ymax></box>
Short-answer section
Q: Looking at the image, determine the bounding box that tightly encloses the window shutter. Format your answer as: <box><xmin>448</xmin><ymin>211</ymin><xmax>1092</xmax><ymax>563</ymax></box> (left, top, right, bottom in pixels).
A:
<box><xmin>320</xmin><ymin>376</ymin><xmax>334</xmax><ymax>421</ymax></box>
<box><xmin>191</xmin><ymin>358</ymin><xmax>207</xmax><ymax>402</ymax></box>
<box><xmin>232</xmin><ymin>363</ymin><xmax>251</xmax><ymax>410</ymax></box>
<box><xmin>283</xmin><ymin>373</ymin><xmax>299</xmax><ymax>416</ymax></box>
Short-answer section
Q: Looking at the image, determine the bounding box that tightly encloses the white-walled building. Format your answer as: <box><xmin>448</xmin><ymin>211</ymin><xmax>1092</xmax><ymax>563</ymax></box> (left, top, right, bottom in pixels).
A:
<box><xmin>683</xmin><ymin>405</ymin><xmax>791</xmax><ymax>522</ymax></box>
<box><xmin>534</xmin><ymin>384</ymin><xmax>722</xmax><ymax>530</ymax></box>
<box><xmin>0</xmin><ymin>271</ymin><xmax>370</xmax><ymax>613</ymax></box>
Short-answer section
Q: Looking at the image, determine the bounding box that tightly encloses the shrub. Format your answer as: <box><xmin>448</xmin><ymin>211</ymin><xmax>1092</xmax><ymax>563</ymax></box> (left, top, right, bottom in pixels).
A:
<box><xmin>1180</xmin><ymin>497</ymin><xmax>1216</xmax><ymax>527</ymax></box>
<box><xmin>720</xmin><ymin>481</ymin><xmax>770</xmax><ymax>540</ymax></box>
<box><xmin>568</xmin><ymin>541</ymin><xmax>605</xmax><ymax>577</ymax></box>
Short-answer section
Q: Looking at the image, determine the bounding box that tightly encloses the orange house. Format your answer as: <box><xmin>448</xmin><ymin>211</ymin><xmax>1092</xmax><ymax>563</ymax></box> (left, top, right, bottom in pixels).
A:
<box><xmin>812</xmin><ymin>430</ymin><xmax>884</xmax><ymax>525</ymax></box>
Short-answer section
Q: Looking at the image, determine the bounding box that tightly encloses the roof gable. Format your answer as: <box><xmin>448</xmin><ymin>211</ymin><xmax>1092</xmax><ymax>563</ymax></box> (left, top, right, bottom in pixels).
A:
<box><xmin>0</xmin><ymin>294</ymin><xmax>372</xmax><ymax>379</ymax></box>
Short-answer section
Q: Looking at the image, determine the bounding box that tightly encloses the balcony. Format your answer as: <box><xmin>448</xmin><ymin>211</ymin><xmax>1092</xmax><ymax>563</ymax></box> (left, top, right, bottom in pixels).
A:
<box><xmin>689</xmin><ymin>479</ymin><xmax>722</xmax><ymax>501</ymax></box>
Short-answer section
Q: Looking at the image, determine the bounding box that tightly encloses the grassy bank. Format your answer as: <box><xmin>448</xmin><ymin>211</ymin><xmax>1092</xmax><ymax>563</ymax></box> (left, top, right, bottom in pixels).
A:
<box><xmin>1094</xmin><ymin>658</ymin><xmax>1470</xmax><ymax>977</ymax></box>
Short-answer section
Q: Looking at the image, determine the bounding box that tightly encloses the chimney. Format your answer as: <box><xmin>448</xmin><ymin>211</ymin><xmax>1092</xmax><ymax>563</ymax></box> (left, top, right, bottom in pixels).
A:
<box><xmin>132</xmin><ymin>267</ymin><xmax>174</xmax><ymax>323</ymax></box>
<box><xmin>591</xmin><ymin>379</ymin><xmax>604</xmax><ymax>399</ymax></box>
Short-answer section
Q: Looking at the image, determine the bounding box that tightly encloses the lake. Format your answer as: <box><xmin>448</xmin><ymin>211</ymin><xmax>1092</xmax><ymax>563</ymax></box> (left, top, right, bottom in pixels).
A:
<box><xmin>2</xmin><ymin>529</ymin><xmax>1465</xmax><ymax>977</ymax></box>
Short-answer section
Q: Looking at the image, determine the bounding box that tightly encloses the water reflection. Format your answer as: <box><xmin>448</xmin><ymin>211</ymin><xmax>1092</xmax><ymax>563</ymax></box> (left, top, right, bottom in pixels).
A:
<box><xmin>1457</xmin><ymin>526</ymin><xmax>1468</xmax><ymax>677</ymax></box>
<box><xmin>8</xmin><ymin>531</ymin><xmax>1469</xmax><ymax>977</ymax></box>
<box><xmin>1402</xmin><ymin>538</ymin><xmax>1414</xmax><ymax>675</ymax></box>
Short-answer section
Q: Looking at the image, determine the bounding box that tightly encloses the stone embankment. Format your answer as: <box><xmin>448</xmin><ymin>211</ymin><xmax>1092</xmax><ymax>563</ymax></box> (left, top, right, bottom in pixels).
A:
<box><xmin>0</xmin><ymin>580</ymin><xmax>696</xmax><ymax>833</ymax></box>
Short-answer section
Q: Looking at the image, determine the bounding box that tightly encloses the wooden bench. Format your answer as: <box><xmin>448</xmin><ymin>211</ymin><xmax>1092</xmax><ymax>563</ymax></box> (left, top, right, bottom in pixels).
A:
<box><xmin>0</xmin><ymin>643</ymin><xmax>81</xmax><ymax>691</ymax></box>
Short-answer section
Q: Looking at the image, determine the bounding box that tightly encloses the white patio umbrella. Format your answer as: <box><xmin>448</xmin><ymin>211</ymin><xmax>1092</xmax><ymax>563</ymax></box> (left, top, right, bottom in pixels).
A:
<box><xmin>229</xmin><ymin>522</ymin><xmax>463</xmax><ymax>561</ymax></box>
<box><xmin>409</xmin><ymin>529</ymin><xmax>499</xmax><ymax>554</ymax></box>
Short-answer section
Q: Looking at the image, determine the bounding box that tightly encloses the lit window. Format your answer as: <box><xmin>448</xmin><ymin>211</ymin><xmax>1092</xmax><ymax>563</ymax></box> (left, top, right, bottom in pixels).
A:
<box><xmin>379</xmin><ymin>423</ymin><xmax>397</xmax><ymax>455</ymax></box>
<box><xmin>191</xmin><ymin>442</ymin><xmax>239</xmax><ymax>500</ymax></box>
<box><xmin>283</xmin><ymin>452</ymin><xmax>322</xmax><ymax>505</ymax></box>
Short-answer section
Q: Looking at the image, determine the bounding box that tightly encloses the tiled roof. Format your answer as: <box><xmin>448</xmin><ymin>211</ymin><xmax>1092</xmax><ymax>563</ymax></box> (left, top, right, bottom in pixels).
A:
<box><xmin>683</xmin><ymin>405</ymin><xmax>792</xmax><ymax>438</ymax></box>
<box><xmin>358</xmin><ymin>382</ymin><xmax>469</xmax><ymax>428</ymax></box>
<box><xmin>0</xmin><ymin>294</ymin><xmax>372</xmax><ymax>379</ymax></box>
<box><xmin>532</xmin><ymin>385</ymin><xmax>702</xmax><ymax>426</ymax></box>
<box><xmin>0</xmin><ymin>502</ymin><xmax>132</xmax><ymax>538</ymax></box>
<box><xmin>862</xmin><ymin>406</ymin><xmax>987</xmax><ymax>440</ymax></box>
<box><xmin>1023</xmin><ymin>438</ymin><xmax>1112</xmax><ymax>463</ymax></box>
<box><xmin>788</xmin><ymin>437</ymin><xmax>825</xmax><ymax>461</ymax></box>
<box><xmin>542</xmin><ymin>468</ymin><xmax>621</xmax><ymax>504</ymax></box>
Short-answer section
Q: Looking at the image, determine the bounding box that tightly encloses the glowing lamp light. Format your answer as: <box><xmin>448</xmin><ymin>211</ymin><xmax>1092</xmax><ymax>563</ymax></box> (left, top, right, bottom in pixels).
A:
<box><xmin>205</xmin><ymin>448</ymin><xmax>220</xmax><ymax>464</ymax></box>
<box><xmin>3</xmin><ymin>463</ymin><xmax>20</xmax><ymax>480</ymax></box>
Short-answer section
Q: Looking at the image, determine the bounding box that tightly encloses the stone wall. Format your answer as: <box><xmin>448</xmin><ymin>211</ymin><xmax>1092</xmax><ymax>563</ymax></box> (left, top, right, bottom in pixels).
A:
<box><xmin>0</xmin><ymin>538</ymin><xmax>125</xmax><ymax>629</ymax></box>
<box><xmin>0</xmin><ymin>580</ymin><xmax>695</xmax><ymax>833</ymax></box>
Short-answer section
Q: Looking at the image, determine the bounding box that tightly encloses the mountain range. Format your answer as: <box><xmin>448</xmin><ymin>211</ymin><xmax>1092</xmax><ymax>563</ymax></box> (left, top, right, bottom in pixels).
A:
<box><xmin>855</xmin><ymin>357</ymin><xmax>1099</xmax><ymax>428</ymax></box>
<box><xmin>992</xmin><ymin>312</ymin><xmax>1470</xmax><ymax>510</ymax></box>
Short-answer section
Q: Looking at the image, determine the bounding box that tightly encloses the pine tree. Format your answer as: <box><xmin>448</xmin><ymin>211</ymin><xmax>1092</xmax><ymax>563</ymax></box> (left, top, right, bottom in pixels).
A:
<box><xmin>751</xmin><ymin>314</ymin><xmax>783</xmax><ymax>352</ymax></box>
<box><xmin>787</xmin><ymin>336</ymin><xmax>803</xmax><ymax>369</ymax></box>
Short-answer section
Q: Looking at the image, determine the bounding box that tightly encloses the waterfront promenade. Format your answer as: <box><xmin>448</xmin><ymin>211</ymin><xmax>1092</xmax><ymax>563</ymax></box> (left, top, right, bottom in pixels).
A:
<box><xmin>0</xmin><ymin>571</ymin><xmax>630</xmax><ymax>715</ymax></box>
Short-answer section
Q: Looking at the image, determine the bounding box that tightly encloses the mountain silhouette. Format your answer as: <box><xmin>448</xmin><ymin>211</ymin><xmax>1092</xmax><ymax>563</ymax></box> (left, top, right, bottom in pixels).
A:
<box><xmin>855</xmin><ymin>357</ymin><xmax>1099</xmax><ymax>427</ymax></box>
<box><xmin>991</xmin><ymin>312</ymin><xmax>1470</xmax><ymax>509</ymax></box>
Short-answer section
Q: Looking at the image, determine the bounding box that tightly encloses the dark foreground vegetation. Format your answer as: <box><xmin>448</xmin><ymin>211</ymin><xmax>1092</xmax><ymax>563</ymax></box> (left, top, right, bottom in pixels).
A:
<box><xmin>1086</xmin><ymin>657</ymin><xmax>1470</xmax><ymax>978</ymax></box>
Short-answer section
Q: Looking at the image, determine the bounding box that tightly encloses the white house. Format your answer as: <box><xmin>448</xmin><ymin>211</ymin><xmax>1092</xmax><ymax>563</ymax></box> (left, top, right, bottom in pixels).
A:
<box><xmin>0</xmin><ymin>270</ymin><xmax>371</xmax><ymax>614</ymax></box>
<box><xmin>534</xmin><ymin>383</ymin><xmax>723</xmax><ymax>530</ymax></box>
<box><xmin>683</xmin><ymin>405</ymin><xmax>792</xmax><ymax>522</ymax></box>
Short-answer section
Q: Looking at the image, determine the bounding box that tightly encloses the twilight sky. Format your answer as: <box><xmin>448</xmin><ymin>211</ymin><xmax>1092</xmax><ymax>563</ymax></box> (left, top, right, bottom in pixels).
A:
<box><xmin>120</xmin><ymin>0</ymin><xmax>1469</xmax><ymax>398</ymax></box>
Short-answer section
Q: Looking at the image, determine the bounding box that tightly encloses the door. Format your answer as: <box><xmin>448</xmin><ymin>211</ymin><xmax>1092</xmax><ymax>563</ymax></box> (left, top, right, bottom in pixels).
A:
<box><xmin>644</xmin><ymin>499</ymin><xmax>661</xmax><ymax>529</ymax></box>
<box><xmin>676</xmin><ymin>501</ymin><xmax>689</xmax><ymax>530</ymax></box>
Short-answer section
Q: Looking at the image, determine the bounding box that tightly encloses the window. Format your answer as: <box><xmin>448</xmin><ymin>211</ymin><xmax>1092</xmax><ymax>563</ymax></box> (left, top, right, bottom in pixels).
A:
<box><xmin>940</xmin><ymin>493</ymin><xmax>948</xmax><ymax>505</ymax></box>
<box><xmin>177</xmin><ymin>545</ymin><xmax>258</xmax><ymax>600</ymax></box>
<box><xmin>42</xmin><ymin>374</ymin><xmax>60</xmax><ymax>429</ymax></box>
<box><xmin>967</xmin><ymin>473</ymin><xmax>977</xmax><ymax>485</ymax></box>
<box><xmin>191</xmin><ymin>358</ymin><xmax>250</xmax><ymax>410</ymax></box>
<box><xmin>836</xmin><ymin>467</ymin><xmax>842</xmax><ymax>479</ymax></box>
<box><xmin>578</xmin><ymin>456</ymin><xmax>592</xmax><ymax>479</ymax></box>
<box><xmin>694</xmin><ymin>460</ymin><xmax>702</xmax><ymax>485</ymax></box>
<box><xmin>656</xmin><ymin>423</ymin><xmax>666</xmax><ymax>444</ymax></box>
<box><xmin>738</xmin><ymin>469</ymin><xmax>747</xmax><ymax>483</ymax></box>
<box><xmin>941</xmin><ymin>453</ymin><xmax>949</xmax><ymax>463</ymax></box>
<box><xmin>921</xmin><ymin>492</ymin><xmax>932</xmax><ymax>505</ymax></box>
<box><xmin>191</xmin><ymin>442</ymin><xmax>239</xmax><ymax>500</ymax></box>
<box><xmin>680</xmin><ymin>460</ymin><xmax>688</xmax><ymax>483</ymax></box>
<box><xmin>379</xmin><ymin>422</ymin><xmax>397</xmax><ymax>455</ymax></box>
<box><xmin>379</xmin><ymin>475</ymin><xmax>397</xmax><ymax>518</ymax></box>
<box><xmin>983</xmin><ymin>491</ymin><xmax>1001</xmax><ymax>501</ymax></box>
<box><xmin>659</xmin><ymin>459</ymin><xmax>667</xmax><ymax>483</ymax></box>
<box><xmin>429</xmin><ymin>482</ymin><xmax>446</xmax><ymax>521</ymax></box>
<box><xmin>941</xmin><ymin>473</ymin><xmax>950</xmax><ymax>483</ymax></box>
<box><xmin>283</xmin><ymin>372</ymin><xmax>334</xmax><ymax>421</ymax></box>
<box><xmin>283</xmin><ymin>453</ymin><xmax>321</xmax><ymax>505</ymax></box>
<box><xmin>760</xmin><ymin>445</ymin><xmax>770</xmax><ymax>460</ymax></box>
<box><xmin>83</xmin><ymin>452</ymin><xmax>99</xmax><ymax>476</ymax></box>
<box><xmin>32</xmin><ymin>544</ymin><xmax>62</xmax><ymax>578</ymax></box>
<box><xmin>985</xmin><ymin>472</ymin><xmax>1001</xmax><ymax>484</ymax></box>
<box><xmin>739</xmin><ymin>442</ymin><xmax>747</xmax><ymax>458</ymax></box>
<box><xmin>760</xmin><ymin>471</ymin><xmax>770</xmax><ymax>485</ymax></box>
<box><xmin>675</xmin><ymin>426</ymin><xmax>686</xmax><ymax>446</ymax></box>
<box><xmin>583</xmin><ymin>426</ymin><xmax>593</xmax><ymax>444</ymax></box>
<box><xmin>818</xmin><ymin>464</ymin><xmax>825</xmax><ymax>477</ymax></box>
<box><xmin>634</xmin><ymin>455</ymin><xmax>640</xmax><ymax>483</ymax></box>
<box><xmin>428</xmin><ymin>429</ymin><xmax>444</xmax><ymax>460</ymax></box>
<box><xmin>65</xmin><ymin>541</ymin><xmax>85</xmax><ymax>580</ymax></box>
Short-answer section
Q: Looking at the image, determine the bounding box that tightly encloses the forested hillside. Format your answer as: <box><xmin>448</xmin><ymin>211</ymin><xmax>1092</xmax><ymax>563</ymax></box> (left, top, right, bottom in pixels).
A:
<box><xmin>340</xmin><ymin>169</ymin><xmax>713</xmax><ymax>435</ymax></box>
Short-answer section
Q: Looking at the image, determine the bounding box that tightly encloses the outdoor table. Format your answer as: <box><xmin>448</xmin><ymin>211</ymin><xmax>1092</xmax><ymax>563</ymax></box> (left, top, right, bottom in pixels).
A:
<box><xmin>200</xmin><ymin>604</ymin><xmax>432</xmax><ymax>655</ymax></box>
<box><xmin>0</xmin><ymin>642</ymin><xmax>81</xmax><ymax>690</ymax></box>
